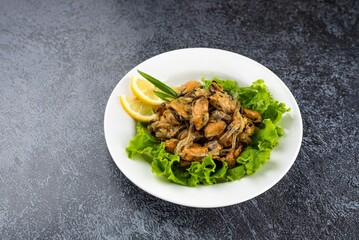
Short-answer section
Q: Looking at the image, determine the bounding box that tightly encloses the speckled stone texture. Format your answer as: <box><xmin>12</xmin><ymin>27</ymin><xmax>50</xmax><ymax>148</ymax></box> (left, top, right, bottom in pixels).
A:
<box><xmin>0</xmin><ymin>0</ymin><xmax>358</xmax><ymax>239</ymax></box>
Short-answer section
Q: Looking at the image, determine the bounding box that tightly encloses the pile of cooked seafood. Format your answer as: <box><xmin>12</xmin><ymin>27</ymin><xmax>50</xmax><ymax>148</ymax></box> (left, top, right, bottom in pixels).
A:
<box><xmin>148</xmin><ymin>81</ymin><xmax>263</xmax><ymax>168</ymax></box>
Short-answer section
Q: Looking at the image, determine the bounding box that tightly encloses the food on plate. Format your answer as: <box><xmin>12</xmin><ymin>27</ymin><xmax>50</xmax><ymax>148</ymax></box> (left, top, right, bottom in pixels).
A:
<box><xmin>130</xmin><ymin>75</ymin><xmax>164</xmax><ymax>106</ymax></box>
<box><xmin>119</xmin><ymin>72</ymin><xmax>178</xmax><ymax>122</ymax></box>
<box><xmin>147</xmin><ymin>81</ymin><xmax>261</xmax><ymax>169</ymax></box>
<box><xmin>124</xmin><ymin>71</ymin><xmax>290</xmax><ymax>186</ymax></box>
<box><xmin>119</xmin><ymin>95</ymin><xmax>157</xmax><ymax>122</ymax></box>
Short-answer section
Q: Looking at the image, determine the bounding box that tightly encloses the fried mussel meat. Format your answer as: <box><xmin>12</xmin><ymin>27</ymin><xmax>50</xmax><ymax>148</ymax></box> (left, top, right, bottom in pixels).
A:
<box><xmin>147</xmin><ymin>81</ymin><xmax>262</xmax><ymax>168</ymax></box>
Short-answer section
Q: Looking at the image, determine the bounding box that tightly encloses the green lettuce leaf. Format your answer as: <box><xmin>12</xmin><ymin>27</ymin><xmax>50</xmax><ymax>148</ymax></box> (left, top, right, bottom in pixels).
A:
<box><xmin>126</xmin><ymin>123</ymin><xmax>159</xmax><ymax>158</ymax></box>
<box><xmin>236</xmin><ymin>147</ymin><xmax>271</xmax><ymax>175</ymax></box>
<box><xmin>237</xmin><ymin>79</ymin><xmax>290</xmax><ymax>124</ymax></box>
<box><xmin>252</xmin><ymin>119</ymin><xmax>283</xmax><ymax>151</ymax></box>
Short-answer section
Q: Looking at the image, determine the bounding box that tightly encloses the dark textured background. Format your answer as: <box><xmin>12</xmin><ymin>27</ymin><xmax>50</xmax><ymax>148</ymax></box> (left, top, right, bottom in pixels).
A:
<box><xmin>1</xmin><ymin>0</ymin><xmax>358</xmax><ymax>239</ymax></box>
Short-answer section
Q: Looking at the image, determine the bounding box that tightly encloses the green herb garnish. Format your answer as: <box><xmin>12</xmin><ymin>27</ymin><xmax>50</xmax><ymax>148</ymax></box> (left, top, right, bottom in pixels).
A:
<box><xmin>137</xmin><ymin>70</ymin><xmax>178</xmax><ymax>99</ymax></box>
<box><xmin>153</xmin><ymin>91</ymin><xmax>174</xmax><ymax>102</ymax></box>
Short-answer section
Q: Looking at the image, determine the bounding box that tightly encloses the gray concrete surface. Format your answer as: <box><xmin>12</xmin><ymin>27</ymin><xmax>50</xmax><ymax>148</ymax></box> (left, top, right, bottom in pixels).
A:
<box><xmin>0</xmin><ymin>0</ymin><xmax>358</xmax><ymax>239</ymax></box>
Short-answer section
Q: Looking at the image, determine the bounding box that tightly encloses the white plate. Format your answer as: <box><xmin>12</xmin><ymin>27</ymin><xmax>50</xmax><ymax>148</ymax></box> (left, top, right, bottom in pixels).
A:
<box><xmin>104</xmin><ymin>48</ymin><xmax>302</xmax><ymax>208</ymax></box>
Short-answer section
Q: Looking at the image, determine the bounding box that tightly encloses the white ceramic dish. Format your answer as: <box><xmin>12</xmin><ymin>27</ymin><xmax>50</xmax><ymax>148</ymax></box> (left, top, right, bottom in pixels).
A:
<box><xmin>104</xmin><ymin>48</ymin><xmax>302</xmax><ymax>208</ymax></box>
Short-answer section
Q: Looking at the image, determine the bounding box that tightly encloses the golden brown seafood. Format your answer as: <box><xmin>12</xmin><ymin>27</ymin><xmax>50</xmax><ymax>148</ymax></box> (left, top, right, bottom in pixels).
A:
<box><xmin>178</xmin><ymin>81</ymin><xmax>202</xmax><ymax>95</ymax></box>
<box><xmin>205</xmin><ymin>140</ymin><xmax>222</xmax><ymax>158</ymax></box>
<box><xmin>174</xmin><ymin>124</ymin><xmax>196</xmax><ymax>156</ymax></box>
<box><xmin>244</xmin><ymin>121</ymin><xmax>255</xmax><ymax>136</ymax></box>
<box><xmin>177</xmin><ymin>129</ymin><xmax>188</xmax><ymax>140</ymax></box>
<box><xmin>167</xmin><ymin>98</ymin><xmax>192</xmax><ymax>120</ymax></box>
<box><xmin>165</xmin><ymin>139</ymin><xmax>178</xmax><ymax>153</ymax></box>
<box><xmin>161</xmin><ymin>110</ymin><xmax>181</xmax><ymax>125</ymax></box>
<box><xmin>192</xmin><ymin>97</ymin><xmax>209</xmax><ymax>130</ymax></box>
<box><xmin>209</xmin><ymin>91</ymin><xmax>238</xmax><ymax>114</ymax></box>
<box><xmin>224</xmin><ymin>146</ymin><xmax>242</xmax><ymax>168</ymax></box>
<box><xmin>242</xmin><ymin>108</ymin><xmax>262</xmax><ymax>123</ymax></box>
<box><xmin>209</xmin><ymin>110</ymin><xmax>232</xmax><ymax>122</ymax></box>
<box><xmin>147</xmin><ymin>81</ymin><xmax>262</xmax><ymax>168</ymax></box>
<box><xmin>208</xmin><ymin>81</ymin><xmax>224</xmax><ymax>93</ymax></box>
<box><xmin>149</xmin><ymin>123</ymin><xmax>184</xmax><ymax>140</ymax></box>
<box><xmin>237</xmin><ymin>132</ymin><xmax>252</xmax><ymax>146</ymax></box>
<box><xmin>204</xmin><ymin>121</ymin><xmax>227</xmax><ymax>139</ymax></box>
<box><xmin>181</xmin><ymin>145</ymin><xmax>208</xmax><ymax>161</ymax></box>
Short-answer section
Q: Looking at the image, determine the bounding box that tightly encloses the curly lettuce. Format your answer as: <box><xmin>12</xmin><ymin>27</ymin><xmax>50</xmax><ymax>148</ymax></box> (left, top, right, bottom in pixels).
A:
<box><xmin>126</xmin><ymin>79</ymin><xmax>290</xmax><ymax>186</ymax></box>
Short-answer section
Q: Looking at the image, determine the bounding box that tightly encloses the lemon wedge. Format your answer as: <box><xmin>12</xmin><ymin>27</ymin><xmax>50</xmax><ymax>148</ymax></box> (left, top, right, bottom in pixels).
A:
<box><xmin>119</xmin><ymin>95</ymin><xmax>157</xmax><ymax>122</ymax></box>
<box><xmin>130</xmin><ymin>75</ymin><xmax>164</xmax><ymax>106</ymax></box>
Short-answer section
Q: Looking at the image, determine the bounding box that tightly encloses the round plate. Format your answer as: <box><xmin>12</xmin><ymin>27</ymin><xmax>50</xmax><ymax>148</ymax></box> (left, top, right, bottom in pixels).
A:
<box><xmin>104</xmin><ymin>48</ymin><xmax>302</xmax><ymax>208</ymax></box>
